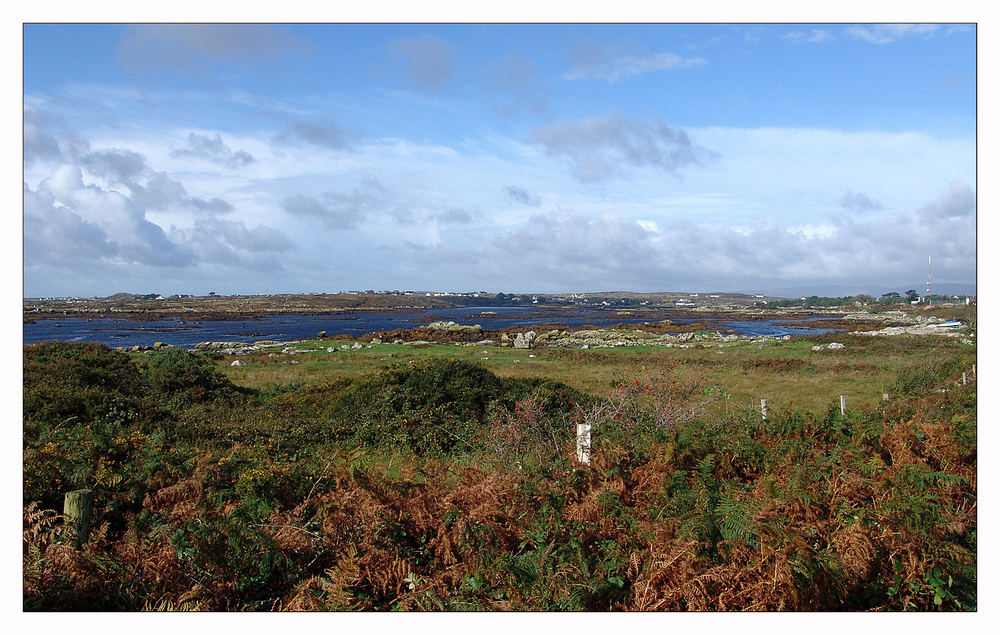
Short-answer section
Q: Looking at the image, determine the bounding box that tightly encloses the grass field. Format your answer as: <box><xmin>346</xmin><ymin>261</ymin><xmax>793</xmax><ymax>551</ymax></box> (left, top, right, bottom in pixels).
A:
<box><xmin>221</xmin><ymin>331</ymin><xmax>976</xmax><ymax>416</ymax></box>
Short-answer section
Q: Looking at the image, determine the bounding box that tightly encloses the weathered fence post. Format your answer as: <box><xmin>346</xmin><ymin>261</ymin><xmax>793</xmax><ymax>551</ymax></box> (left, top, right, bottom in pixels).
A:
<box><xmin>972</xmin><ymin>364</ymin><xmax>976</xmax><ymax>380</ymax></box>
<box><xmin>840</xmin><ymin>395</ymin><xmax>847</xmax><ymax>416</ymax></box>
<box><xmin>64</xmin><ymin>489</ymin><xmax>94</xmax><ymax>548</ymax></box>
<box><xmin>883</xmin><ymin>393</ymin><xmax>889</xmax><ymax>401</ymax></box>
<box><xmin>576</xmin><ymin>423</ymin><xmax>591</xmax><ymax>466</ymax></box>
<box><xmin>760</xmin><ymin>399</ymin><xmax>768</xmax><ymax>421</ymax></box>
<box><xmin>962</xmin><ymin>372</ymin><xmax>967</xmax><ymax>386</ymax></box>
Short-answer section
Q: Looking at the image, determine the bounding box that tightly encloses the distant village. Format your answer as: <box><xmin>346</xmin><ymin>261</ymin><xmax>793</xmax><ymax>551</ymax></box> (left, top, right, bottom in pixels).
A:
<box><xmin>27</xmin><ymin>287</ymin><xmax>974</xmax><ymax>309</ymax></box>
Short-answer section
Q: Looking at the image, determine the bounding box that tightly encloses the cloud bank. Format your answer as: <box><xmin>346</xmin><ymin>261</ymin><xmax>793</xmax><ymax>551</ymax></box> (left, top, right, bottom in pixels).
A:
<box><xmin>22</xmin><ymin>89</ymin><xmax>974</xmax><ymax>297</ymax></box>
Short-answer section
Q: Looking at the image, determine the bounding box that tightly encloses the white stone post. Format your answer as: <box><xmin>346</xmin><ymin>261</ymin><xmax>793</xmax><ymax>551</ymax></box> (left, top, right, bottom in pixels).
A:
<box><xmin>576</xmin><ymin>423</ymin><xmax>591</xmax><ymax>466</ymax></box>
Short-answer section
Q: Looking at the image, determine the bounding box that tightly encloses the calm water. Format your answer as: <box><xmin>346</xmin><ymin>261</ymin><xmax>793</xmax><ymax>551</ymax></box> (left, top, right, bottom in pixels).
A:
<box><xmin>23</xmin><ymin>306</ymin><xmax>839</xmax><ymax>349</ymax></box>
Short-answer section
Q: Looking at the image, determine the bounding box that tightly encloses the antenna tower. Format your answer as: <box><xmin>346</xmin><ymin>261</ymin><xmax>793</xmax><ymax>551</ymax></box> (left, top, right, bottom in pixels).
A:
<box><xmin>926</xmin><ymin>256</ymin><xmax>932</xmax><ymax>297</ymax></box>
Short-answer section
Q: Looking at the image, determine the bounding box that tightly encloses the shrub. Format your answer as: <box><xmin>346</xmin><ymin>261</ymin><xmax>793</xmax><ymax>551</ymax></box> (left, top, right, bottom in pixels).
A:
<box><xmin>141</xmin><ymin>347</ymin><xmax>245</xmax><ymax>406</ymax></box>
<box><xmin>24</xmin><ymin>342</ymin><xmax>144</xmax><ymax>431</ymax></box>
<box><xmin>325</xmin><ymin>359</ymin><xmax>586</xmax><ymax>456</ymax></box>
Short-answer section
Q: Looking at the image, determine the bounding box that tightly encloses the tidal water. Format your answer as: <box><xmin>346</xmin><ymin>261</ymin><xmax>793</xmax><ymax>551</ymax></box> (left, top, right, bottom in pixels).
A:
<box><xmin>23</xmin><ymin>306</ymin><xmax>839</xmax><ymax>349</ymax></box>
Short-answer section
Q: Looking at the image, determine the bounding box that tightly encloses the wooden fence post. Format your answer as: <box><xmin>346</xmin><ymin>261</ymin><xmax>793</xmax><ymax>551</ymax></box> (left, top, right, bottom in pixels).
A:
<box><xmin>840</xmin><ymin>395</ymin><xmax>847</xmax><ymax>416</ymax></box>
<box><xmin>63</xmin><ymin>489</ymin><xmax>94</xmax><ymax>548</ymax></box>
<box><xmin>962</xmin><ymin>372</ymin><xmax>967</xmax><ymax>385</ymax></box>
<box><xmin>883</xmin><ymin>393</ymin><xmax>889</xmax><ymax>401</ymax></box>
<box><xmin>576</xmin><ymin>423</ymin><xmax>591</xmax><ymax>466</ymax></box>
<box><xmin>760</xmin><ymin>399</ymin><xmax>768</xmax><ymax>421</ymax></box>
<box><xmin>972</xmin><ymin>364</ymin><xmax>976</xmax><ymax>380</ymax></box>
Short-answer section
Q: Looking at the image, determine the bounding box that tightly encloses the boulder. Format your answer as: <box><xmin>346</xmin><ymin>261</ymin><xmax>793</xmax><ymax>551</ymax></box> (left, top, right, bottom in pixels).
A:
<box><xmin>827</xmin><ymin>342</ymin><xmax>845</xmax><ymax>350</ymax></box>
<box><xmin>230</xmin><ymin>360</ymin><xmax>245</xmax><ymax>366</ymax></box>
<box><xmin>513</xmin><ymin>331</ymin><xmax>537</xmax><ymax>349</ymax></box>
<box><xmin>317</xmin><ymin>330</ymin><xmax>327</xmax><ymax>338</ymax></box>
<box><xmin>428</xmin><ymin>321</ymin><xmax>458</xmax><ymax>330</ymax></box>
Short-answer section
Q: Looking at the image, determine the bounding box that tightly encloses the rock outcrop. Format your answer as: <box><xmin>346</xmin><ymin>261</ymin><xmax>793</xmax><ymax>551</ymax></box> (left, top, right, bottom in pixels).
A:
<box><xmin>513</xmin><ymin>331</ymin><xmax>536</xmax><ymax>349</ymax></box>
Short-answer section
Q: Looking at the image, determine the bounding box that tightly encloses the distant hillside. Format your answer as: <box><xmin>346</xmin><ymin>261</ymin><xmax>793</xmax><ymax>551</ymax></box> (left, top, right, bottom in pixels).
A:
<box><xmin>759</xmin><ymin>283</ymin><xmax>976</xmax><ymax>299</ymax></box>
<box><xmin>103</xmin><ymin>292</ymin><xmax>161</xmax><ymax>301</ymax></box>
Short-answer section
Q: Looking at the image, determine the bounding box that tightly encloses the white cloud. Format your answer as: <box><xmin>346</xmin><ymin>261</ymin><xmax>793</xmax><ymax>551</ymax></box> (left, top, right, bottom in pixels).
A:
<box><xmin>783</xmin><ymin>29</ymin><xmax>833</xmax><ymax>44</ymax></box>
<box><xmin>846</xmin><ymin>24</ymin><xmax>939</xmax><ymax>44</ymax></box>
<box><xmin>563</xmin><ymin>49</ymin><xmax>706</xmax><ymax>82</ymax></box>
<box><xmin>470</xmin><ymin>182</ymin><xmax>974</xmax><ymax>292</ymax></box>
<box><xmin>171</xmin><ymin>132</ymin><xmax>254</xmax><ymax>167</ymax></box>
<box><xmin>530</xmin><ymin>110</ymin><xmax>718</xmax><ymax>183</ymax></box>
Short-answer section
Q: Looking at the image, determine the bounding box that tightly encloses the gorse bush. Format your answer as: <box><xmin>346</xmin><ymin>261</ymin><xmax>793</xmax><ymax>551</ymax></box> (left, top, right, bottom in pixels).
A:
<box><xmin>23</xmin><ymin>342</ymin><xmax>976</xmax><ymax>611</ymax></box>
<box><xmin>24</xmin><ymin>342</ymin><xmax>144</xmax><ymax>431</ymax></box>
<box><xmin>23</xmin><ymin>343</ymin><xmax>241</xmax><ymax>511</ymax></box>
<box><xmin>323</xmin><ymin>358</ymin><xmax>589</xmax><ymax>456</ymax></box>
<box><xmin>141</xmin><ymin>347</ymin><xmax>247</xmax><ymax>407</ymax></box>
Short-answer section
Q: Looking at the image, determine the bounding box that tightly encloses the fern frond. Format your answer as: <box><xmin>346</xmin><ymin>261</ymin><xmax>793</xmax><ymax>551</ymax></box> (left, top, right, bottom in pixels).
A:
<box><xmin>717</xmin><ymin>492</ymin><xmax>760</xmax><ymax>548</ymax></box>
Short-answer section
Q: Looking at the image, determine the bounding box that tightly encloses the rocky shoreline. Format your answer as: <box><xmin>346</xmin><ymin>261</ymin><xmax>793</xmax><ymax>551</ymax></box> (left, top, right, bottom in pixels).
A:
<box><xmin>107</xmin><ymin>309</ymin><xmax>971</xmax><ymax>356</ymax></box>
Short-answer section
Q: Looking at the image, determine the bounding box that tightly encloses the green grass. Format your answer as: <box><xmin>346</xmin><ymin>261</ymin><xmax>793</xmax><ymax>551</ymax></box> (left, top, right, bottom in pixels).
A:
<box><xmin>221</xmin><ymin>333</ymin><xmax>975</xmax><ymax>415</ymax></box>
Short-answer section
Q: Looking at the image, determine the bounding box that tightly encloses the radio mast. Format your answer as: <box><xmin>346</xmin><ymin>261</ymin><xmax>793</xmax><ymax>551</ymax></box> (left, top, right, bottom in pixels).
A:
<box><xmin>926</xmin><ymin>256</ymin><xmax>932</xmax><ymax>297</ymax></box>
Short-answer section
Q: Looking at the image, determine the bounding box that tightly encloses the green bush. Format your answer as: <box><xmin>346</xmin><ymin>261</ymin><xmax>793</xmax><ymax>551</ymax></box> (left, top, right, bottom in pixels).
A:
<box><xmin>24</xmin><ymin>343</ymin><xmax>155</xmax><ymax>508</ymax></box>
<box><xmin>324</xmin><ymin>359</ymin><xmax>588</xmax><ymax>456</ymax></box>
<box><xmin>141</xmin><ymin>347</ymin><xmax>245</xmax><ymax>406</ymax></box>
<box><xmin>24</xmin><ymin>342</ymin><xmax>144</xmax><ymax>431</ymax></box>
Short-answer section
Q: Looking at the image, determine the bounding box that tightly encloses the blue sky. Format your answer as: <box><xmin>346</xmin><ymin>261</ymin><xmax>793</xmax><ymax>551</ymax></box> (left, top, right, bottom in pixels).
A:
<box><xmin>22</xmin><ymin>21</ymin><xmax>977</xmax><ymax>297</ymax></box>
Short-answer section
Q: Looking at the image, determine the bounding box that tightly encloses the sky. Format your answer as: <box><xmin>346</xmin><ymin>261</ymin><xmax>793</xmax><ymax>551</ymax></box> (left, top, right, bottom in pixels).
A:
<box><xmin>21</xmin><ymin>20</ymin><xmax>978</xmax><ymax>297</ymax></box>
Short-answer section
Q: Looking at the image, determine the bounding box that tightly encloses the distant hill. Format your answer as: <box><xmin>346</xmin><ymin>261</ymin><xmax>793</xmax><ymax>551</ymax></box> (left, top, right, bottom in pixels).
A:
<box><xmin>758</xmin><ymin>283</ymin><xmax>976</xmax><ymax>299</ymax></box>
<box><xmin>103</xmin><ymin>292</ymin><xmax>162</xmax><ymax>301</ymax></box>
